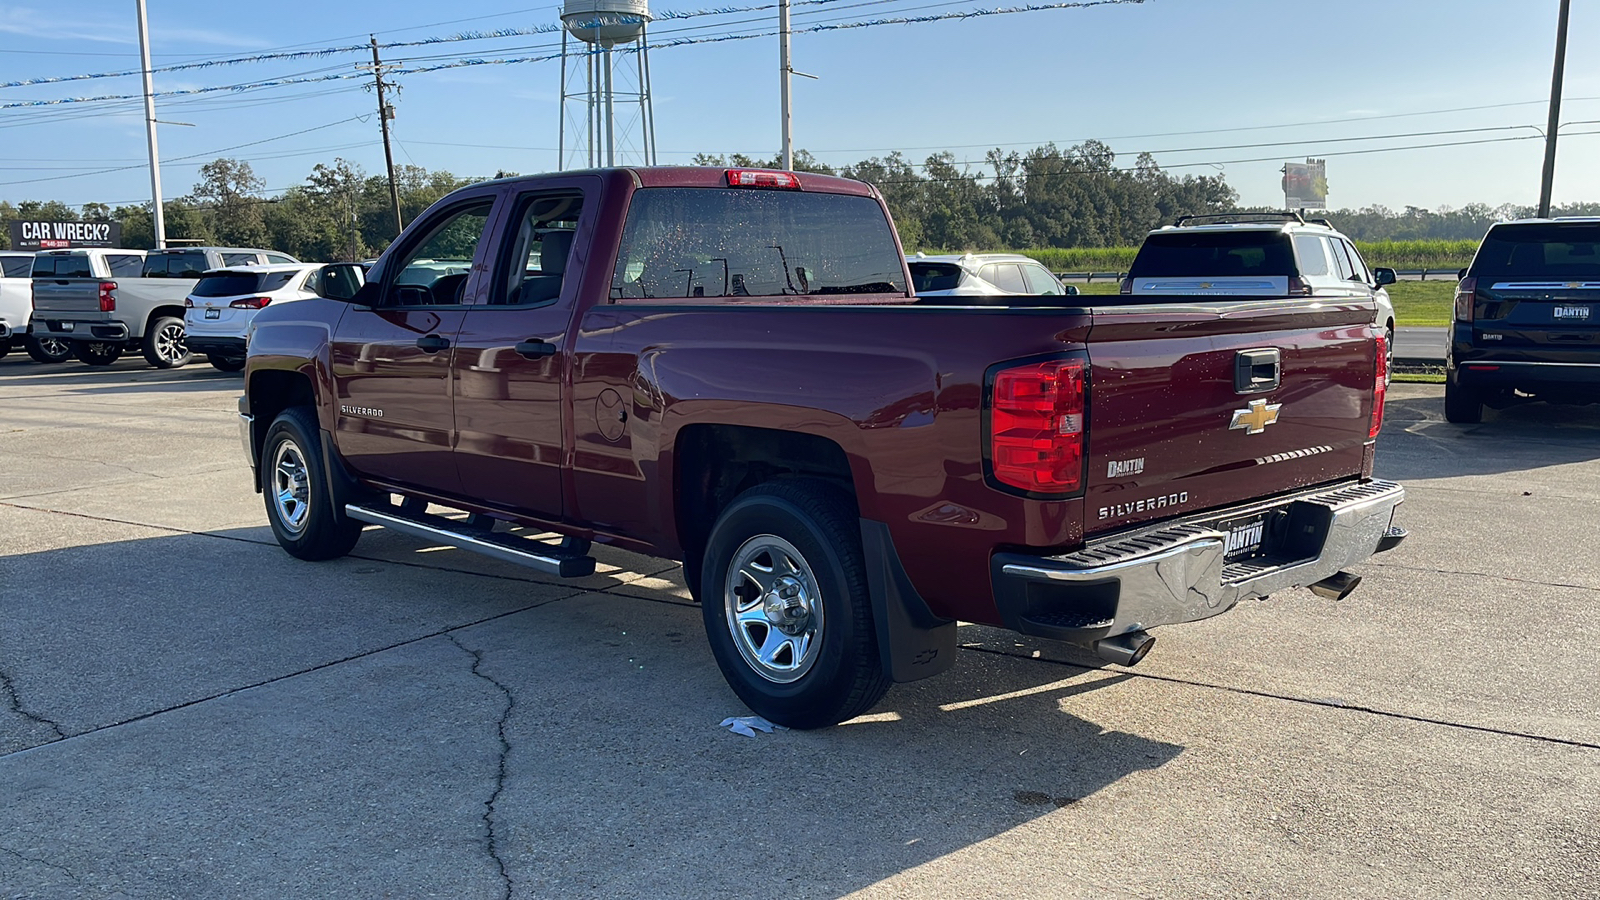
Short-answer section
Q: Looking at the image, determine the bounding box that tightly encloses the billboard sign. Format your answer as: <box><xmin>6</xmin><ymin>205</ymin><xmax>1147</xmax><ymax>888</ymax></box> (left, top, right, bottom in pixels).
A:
<box><xmin>1281</xmin><ymin>159</ymin><xmax>1328</xmax><ymax>210</ymax></box>
<box><xmin>9</xmin><ymin>220</ymin><xmax>122</xmax><ymax>251</ymax></box>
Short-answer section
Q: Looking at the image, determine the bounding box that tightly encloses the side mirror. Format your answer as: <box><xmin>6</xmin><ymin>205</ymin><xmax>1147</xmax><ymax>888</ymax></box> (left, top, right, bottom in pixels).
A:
<box><xmin>1373</xmin><ymin>267</ymin><xmax>1397</xmax><ymax>287</ymax></box>
<box><xmin>318</xmin><ymin>263</ymin><xmax>370</xmax><ymax>303</ymax></box>
<box><xmin>1457</xmin><ymin>267</ymin><xmax>1469</xmax><ymax>281</ymax></box>
<box><xmin>1063</xmin><ymin>284</ymin><xmax>1080</xmax><ymax>296</ymax></box>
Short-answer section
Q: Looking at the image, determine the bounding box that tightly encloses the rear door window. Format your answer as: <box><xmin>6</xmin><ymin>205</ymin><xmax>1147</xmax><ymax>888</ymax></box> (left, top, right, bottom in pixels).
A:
<box><xmin>1292</xmin><ymin>235</ymin><xmax>1330</xmax><ymax>277</ymax></box>
<box><xmin>108</xmin><ymin>254</ymin><xmax>144</xmax><ymax>278</ymax></box>
<box><xmin>222</xmin><ymin>252</ymin><xmax>259</xmax><ymax>267</ymax></box>
<box><xmin>610</xmin><ymin>188</ymin><xmax>905</xmax><ymax>300</ymax></box>
<box><xmin>493</xmin><ymin>192</ymin><xmax>584</xmax><ymax>307</ymax></box>
<box><xmin>1129</xmin><ymin>231</ymin><xmax>1296</xmax><ymax>277</ymax></box>
<box><xmin>979</xmin><ymin>264</ymin><xmax>1027</xmax><ymax>293</ymax></box>
<box><xmin>1472</xmin><ymin>224</ymin><xmax>1600</xmax><ymax>279</ymax></box>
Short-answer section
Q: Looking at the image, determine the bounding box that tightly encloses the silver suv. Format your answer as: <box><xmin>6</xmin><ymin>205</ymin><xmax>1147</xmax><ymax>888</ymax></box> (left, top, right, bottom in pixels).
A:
<box><xmin>1123</xmin><ymin>213</ymin><xmax>1397</xmax><ymax>375</ymax></box>
<box><xmin>909</xmin><ymin>252</ymin><xmax>1076</xmax><ymax>297</ymax></box>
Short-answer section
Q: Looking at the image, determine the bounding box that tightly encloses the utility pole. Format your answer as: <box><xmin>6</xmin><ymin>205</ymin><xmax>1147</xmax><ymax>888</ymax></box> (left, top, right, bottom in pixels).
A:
<box><xmin>135</xmin><ymin>0</ymin><xmax>166</xmax><ymax>248</ymax></box>
<box><xmin>1537</xmin><ymin>0</ymin><xmax>1571</xmax><ymax>217</ymax></box>
<box><xmin>779</xmin><ymin>0</ymin><xmax>792</xmax><ymax>170</ymax></box>
<box><xmin>362</xmin><ymin>37</ymin><xmax>404</xmax><ymax>237</ymax></box>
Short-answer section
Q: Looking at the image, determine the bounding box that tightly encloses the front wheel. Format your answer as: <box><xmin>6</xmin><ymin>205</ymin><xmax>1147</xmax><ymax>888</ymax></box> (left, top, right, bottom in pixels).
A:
<box><xmin>700</xmin><ymin>480</ymin><xmax>889</xmax><ymax>729</ymax></box>
<box><xmin>260</xmin><ymin>407</ymin><xmax>363</xmax><ymax>560</ymax></box>
<box><xmin>73</xmin><ymin>341</ymin><xmax>122</xmax><ymax>366</ymax></box>
<box><xmin>209</xmin><ymin>355</ymin><xmax>246</xmax><ymax>373</ymax></box>
<box><xmin>142</xmin><ymin>316</ymin><xmax>191</xmax><ymax>369</ymax></box>
<box><xmin>26</xmin><ymin>335</ymin><xmax>73</xmax><ymax>364</ymax></box>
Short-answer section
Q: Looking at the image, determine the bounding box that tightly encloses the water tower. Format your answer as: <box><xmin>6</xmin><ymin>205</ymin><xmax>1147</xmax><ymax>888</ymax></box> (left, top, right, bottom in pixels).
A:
<box><xmin>559</xmin><ymin>0</ymin><xmax>657</xmax><ymax>169</ymax></box>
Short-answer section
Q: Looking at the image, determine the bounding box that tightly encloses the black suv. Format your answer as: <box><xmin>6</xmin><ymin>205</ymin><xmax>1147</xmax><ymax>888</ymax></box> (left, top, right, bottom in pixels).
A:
<box><xmin>1446</xmin><ymin>218</ymin><xmax>1600</xmax><ymax>423</ymax></box>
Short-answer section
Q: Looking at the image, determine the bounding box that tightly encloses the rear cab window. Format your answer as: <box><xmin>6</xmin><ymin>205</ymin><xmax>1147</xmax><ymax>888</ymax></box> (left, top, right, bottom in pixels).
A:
<box><xmin>1471</xmin><ymin>224</ymin><xmax>1600</xmax><ymax>280</ymax></box>
<box><xmin>1130</xmin><ymin>231</ymin><xmax>1296</xmax><ymax>278</ymax></box>
<box><xmin>1</xmin><ymin>257</ymin><xmax>31</xmax><ymax>278</ymax></box>
<box><xmin>610</xmin><ymin>188</ymin><xmax>906</xmax><ymax>300</ymax></box>
<box><xmin>32</xmin><ymin>254</ymin><xmax>92</xmax><ymax>278</ymax></box>
<box><xmin>144</xmin><ymin>252</ymin><xmax>208</xmax><ymax>278</ymax></box>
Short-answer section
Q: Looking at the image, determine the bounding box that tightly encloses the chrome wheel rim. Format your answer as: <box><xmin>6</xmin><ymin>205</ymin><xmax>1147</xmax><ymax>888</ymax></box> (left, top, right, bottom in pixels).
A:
<box><xmin>38</xmin><ymin>338</ymin><xmax>69</xmax><ymax>357</ymax></box>
<box><xmin>270</xmin><ymin>439</ymin><xmax>312</xmax><ymax>536</ymax></box>
<box><xmin>155</xmin><ymin>323</ymin><xmax>187</xmax><ymax>363</ymax></box>
<box><xmin>1385</xmin><ymin>326</ymin><xmax>1395</xmax><ymax>385</ymax></box>
<box><xmin>724</xmin><ymin>534</ymin><xmax>824</xmax><ymax>683</ymax></box>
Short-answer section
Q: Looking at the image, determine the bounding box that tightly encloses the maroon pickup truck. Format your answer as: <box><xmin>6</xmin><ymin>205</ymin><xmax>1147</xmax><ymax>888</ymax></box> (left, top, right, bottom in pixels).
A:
<box><xmin>240</xmin><ymin>167</ymin><xmax>1406</xmax><ymax>728</ymax></box>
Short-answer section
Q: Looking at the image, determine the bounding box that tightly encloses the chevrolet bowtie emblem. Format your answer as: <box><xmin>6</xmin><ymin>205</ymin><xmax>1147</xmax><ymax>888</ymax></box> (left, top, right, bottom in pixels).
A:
<box><xmin>1569</xmin><ymin>282</ymin><xmax>1584</xmax><ymax>289</ymax></box>
<box><xmin>1230</xmin><ymin>398</ymin><xmax>1282</xmax><ymax>434</ymax></box>
<box><xmin>1199</xmin><ymin>282</ymin><xmax>1213</xmax><ymax>289</ymax></box>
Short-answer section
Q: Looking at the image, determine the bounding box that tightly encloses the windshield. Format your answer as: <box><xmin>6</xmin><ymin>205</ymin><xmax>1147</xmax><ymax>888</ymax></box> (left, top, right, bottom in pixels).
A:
<box><xmin>1472</xmin><ymin>223</ymin><xmax>1600</xmax><ymax>280</ymax></box>
<box><xmin>610</xmin><ymin>188</ymin><xmax>905</xmax><ymax>300</ymax></box>
<box><xmin>1130</xmin><ymin>231</ymin><xmax>1297</xmax><ymax>278</ymax></box>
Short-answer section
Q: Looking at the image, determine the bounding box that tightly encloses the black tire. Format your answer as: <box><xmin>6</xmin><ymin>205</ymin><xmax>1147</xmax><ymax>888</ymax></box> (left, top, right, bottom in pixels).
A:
<box><xmin>1384</xmin><ymin>322</ymin><xmax>1395</xmax><ymax>386</ymax></box>
<box><xmin>260</xmin><ymin>406</ymin><xmax>363</xmax><ymax>561</ymax></box>
<box><xmin>209</xmin><ymin>354</ymin><xmax>246</xmax><ymax>373</ymax></box>
<box><xmin>142</xmin><ymin>316</ymin><xmax>191</xmax><ymax>369</ymax></box>
<box><xmin>73</xmin><ymin>341</ymin><xmax>122</xmax><ymax>366</ymax></box>
<box><xmin>1444</xmin><ymin>370</ymin><xmax>1483</xmax><ymax>424</ymax></box>
<box><xmin>26</xmin><ymin>335</ymin><xmax>73</xmax><ymax>364</ymax></box>
<box><xmin>700</xmin><ymin>479</ymin><xmax>889</xmax><ymax>729</ymax></box>
<box><xmin>0</xmin><ymin>340</ymin><xmax>9</xmax><ymax>359</ymax></box>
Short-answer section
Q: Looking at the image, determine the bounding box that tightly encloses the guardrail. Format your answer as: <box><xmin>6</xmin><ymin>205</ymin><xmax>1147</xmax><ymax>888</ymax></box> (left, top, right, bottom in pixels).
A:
<box><xmin>1053</xmin><ymin>268</ymin><xmax>1465</xmax><ymax>283</ymax></box>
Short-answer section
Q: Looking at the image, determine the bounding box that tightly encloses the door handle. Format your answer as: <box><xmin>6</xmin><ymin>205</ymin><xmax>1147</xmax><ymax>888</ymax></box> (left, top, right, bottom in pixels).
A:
<box><xmin>416</xmin><ymin>334</ymin><xmax>451</xmax><ymax>353</ymax></box>
<box><xmin>514</xmin><ymin>339</ymin><xmax>557</xmax><ymax>360</ymax></box>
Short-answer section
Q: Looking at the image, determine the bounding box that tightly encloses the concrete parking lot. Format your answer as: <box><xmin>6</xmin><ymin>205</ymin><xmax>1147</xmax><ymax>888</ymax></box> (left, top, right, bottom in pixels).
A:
<box><xmin>1</xmin><ymin>354</ymin><xmax>1597</xmax><ymax>899</ymax></box>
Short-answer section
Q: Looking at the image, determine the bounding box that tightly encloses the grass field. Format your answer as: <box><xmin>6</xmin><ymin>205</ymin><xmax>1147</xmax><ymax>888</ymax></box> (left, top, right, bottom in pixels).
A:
<box><xmin>1071</xmin><ymin>278</ymin><xmax>1453</xmax><ymax>327</ymax></box>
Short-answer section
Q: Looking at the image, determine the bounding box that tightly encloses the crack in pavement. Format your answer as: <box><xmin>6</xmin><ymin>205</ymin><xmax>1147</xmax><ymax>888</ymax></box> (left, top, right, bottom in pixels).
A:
<box><xmin>447</xmin><ymin>634</ymin><xmax>514</xmax><ymax>900</ymax></box>
<box><xmin>0</xmin><ymin>663</ymin><xmax>66</xmax><ymax>741</ymax></box>
<box><xmin>0</xmin><ymin>844</ymin><xmax>79</xmax><ymax>882</ymax></box>
<box><xmin>1367</xmin><ymin>559</ymin><xmax>1600</xmax><ymax>594</ymax></box>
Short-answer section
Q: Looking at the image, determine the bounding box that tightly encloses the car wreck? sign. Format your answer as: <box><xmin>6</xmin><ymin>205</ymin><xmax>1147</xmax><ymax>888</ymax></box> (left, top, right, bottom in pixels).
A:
<box><xmin>8</xmin><ymin>220</ymin><xmax>122</xmax><ymax>251</ymax></box>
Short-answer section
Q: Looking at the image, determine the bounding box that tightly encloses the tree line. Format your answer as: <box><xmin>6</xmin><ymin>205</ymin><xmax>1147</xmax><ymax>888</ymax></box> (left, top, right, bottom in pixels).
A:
<box><xmin>2</xmin><ymin>143</ymin><xmax>1596</xmax><ymax>260</ymax></box>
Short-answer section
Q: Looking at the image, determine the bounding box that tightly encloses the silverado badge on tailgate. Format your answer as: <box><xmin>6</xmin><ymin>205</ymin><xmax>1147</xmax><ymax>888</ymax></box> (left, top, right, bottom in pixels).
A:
<box><xmin>1229</xmin><ymin>398</ymin><xmax>1282</xmax><ymax>435</ymax></box>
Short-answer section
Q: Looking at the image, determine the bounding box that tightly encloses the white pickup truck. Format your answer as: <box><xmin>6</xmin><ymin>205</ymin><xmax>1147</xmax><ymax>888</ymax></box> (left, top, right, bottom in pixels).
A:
<box><xmin>30</xmin><ymin>246</ymin><xmax>299</xmax><ymax>368</ymax></box>
<box><xmin>0</xmin><ymin>251</ymin><xmax>72</xmax><ymax>363</ymax></box>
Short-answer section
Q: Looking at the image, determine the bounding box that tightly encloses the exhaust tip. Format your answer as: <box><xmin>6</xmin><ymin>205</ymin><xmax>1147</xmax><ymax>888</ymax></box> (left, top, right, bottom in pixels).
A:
<box><xmin>1094</xmin><ymin>630</ymin><xmax>1155</xmax><ymax>667</ymax></box>
<box><xmin>1308</xmin><ymin>571</ymin><xmax>1362</xmax><ymax>602</ymax></box>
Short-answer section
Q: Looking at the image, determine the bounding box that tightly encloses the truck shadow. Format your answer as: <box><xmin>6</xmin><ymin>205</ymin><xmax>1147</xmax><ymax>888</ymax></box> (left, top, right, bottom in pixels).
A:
<box><xmin>1378</xmin><ymin>391</ymin><xmax>1600</xmax><ymax>480</ymax></box>
<box><xmin>0</xmin><ymin>528</ymin><xmax>1182</xmax><ymax>896</ymax></box>
<box><xmin>0</xmin><ymin>356</ymin><xmax>238</xmax><ymax>392</ymax></box>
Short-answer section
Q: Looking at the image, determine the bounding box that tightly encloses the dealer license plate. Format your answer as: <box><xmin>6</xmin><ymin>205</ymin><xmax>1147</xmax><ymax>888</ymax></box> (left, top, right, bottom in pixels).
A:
<box><xmin>1553</xmin><ymin>305</ymin><xmax>1590</xmax><ymax>320</ymax></box>
<box><xmin>204</xmin><ymin>308</ymin><xmax>221</xmax><ymax>319</ymax></box>
<box><xmin>1221</xmin><ymin>515</ymin><xmax>1267</xmax><ymax>561</ymax></box>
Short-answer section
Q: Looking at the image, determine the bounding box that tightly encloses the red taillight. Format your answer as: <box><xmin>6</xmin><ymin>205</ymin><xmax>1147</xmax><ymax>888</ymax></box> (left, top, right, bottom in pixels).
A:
<box><xmin>183</xmin><ymin>297</ymin><xmax>193</xmax><ymax>308</ymax></box>
<box><xmin>1287</xmin><ymin>276</ymin><xmax>1312</xmax><ymax>296</ymax></box>
<box><xmin>990</xmin><ymin>359</ymin><xmax>1086</xmax><ymax>493</ymax></box>
<box><xmin>98</xmin><ymin>282</ymin><xmax>116</xmax><ymax>312</ymax></box>
<box><xmin>229</xmin><ymin>296</ymin><xmax>272</xmax><ymax>309</ymax></box>
<box><xmin>1370</xmin><ymin>334</ymin><xmax>1387</xmax><ymax>439</ymax></box>
<box><xmin>1454</xmin><ymin>276</ymin><xmax>1476</xmax><ymax>322</ymax></box>
<box><xmin>726</xmin><ymin>168</ymin><xmax>801</xmax><ymax>189</ymax></box>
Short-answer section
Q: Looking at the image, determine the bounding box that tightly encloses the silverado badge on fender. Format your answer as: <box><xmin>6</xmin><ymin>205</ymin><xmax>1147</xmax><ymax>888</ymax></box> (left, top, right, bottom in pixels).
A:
<box><xmin>1229</xmin><ymin>398</ymin><xmax>1281</xmax><ymax>434</ymax></box>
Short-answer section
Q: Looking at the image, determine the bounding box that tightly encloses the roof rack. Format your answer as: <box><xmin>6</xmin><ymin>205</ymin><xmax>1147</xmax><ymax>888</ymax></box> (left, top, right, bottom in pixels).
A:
<box><xmin>1173</xmin><ymin>211</ymin><xmax>1306</xmax><ymax>227</ymax></box>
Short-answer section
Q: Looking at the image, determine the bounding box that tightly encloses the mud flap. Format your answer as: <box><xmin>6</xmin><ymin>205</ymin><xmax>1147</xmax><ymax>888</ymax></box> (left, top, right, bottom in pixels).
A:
<box><xmin>859</xmin><ymin>519</ymin><xmax>958</xmax><ymax>683</ymax></box>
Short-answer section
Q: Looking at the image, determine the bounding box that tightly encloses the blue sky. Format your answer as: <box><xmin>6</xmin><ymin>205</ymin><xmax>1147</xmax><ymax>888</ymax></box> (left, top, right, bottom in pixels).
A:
<box><xmin>1</xmin><ymin>0</ymin><xmax>1596</xmax><ymax>216</ymax></box>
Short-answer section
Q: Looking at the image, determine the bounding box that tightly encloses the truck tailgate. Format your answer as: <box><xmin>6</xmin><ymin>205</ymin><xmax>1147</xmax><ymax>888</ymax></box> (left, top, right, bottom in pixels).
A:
<box><xmin>1084</xmin><ymin>298</ymin><xmax>1377</xmax><ymax>536</ymax></box>
<box><xmin>31</xmin><ymin>279</ymin><xmax>104</xmax><ymax>315</ymax></box>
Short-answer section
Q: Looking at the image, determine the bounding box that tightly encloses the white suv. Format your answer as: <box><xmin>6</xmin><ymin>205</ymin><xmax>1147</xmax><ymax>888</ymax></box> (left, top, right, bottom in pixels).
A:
<box><xmin>909</xmin><ymin>252</ymin><xmax>1076</xmax><ymax>297</ymax></box>
<box><xmin>183</xmin><ymin>264</ymin><xmax>321</xmax><ymax>372</ymax></box>
<box><xmin>1123</xmin><ymin>213</ymin><xmax>1396</xmax><ymax>376</ymax></box>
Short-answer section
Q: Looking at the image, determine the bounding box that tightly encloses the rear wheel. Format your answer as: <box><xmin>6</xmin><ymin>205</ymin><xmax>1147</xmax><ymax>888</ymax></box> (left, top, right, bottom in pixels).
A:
<box><xmin>73</xmin><ymin>341</ymin><xmax>122</xmax><ymax>366</ymax></box>
<box><xmin>700</xmin><ymin>480</ymin><xmax>889</xmax><ymax>729</ymax></box>
<box><xmin>209</xmin><ymin>354</ymin><xmax>246</xmax><ymax>373</ymax></box>
<box><xmin>142</xmin><ymin>316</ymin><xmax>191</xmax><ymax>369</ymax></box>
<box><xmin>1444</xmin><ymin>370</ymin><xmax>1482</xmax><ymax>424</ymax></box>
<box><xmin>260</xmin><ymin>406</ymin><xmax>363</xmax><ymax>561</ymax></box>
<box><xmin>26</xmin><ymin>335</ymin><xmax>73</xmax><ymax>364</ymax></box>
<box><xmin>0</xmin><ymin>340</ymin><xmax>9</xmax><ymax>359</ymax></box>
